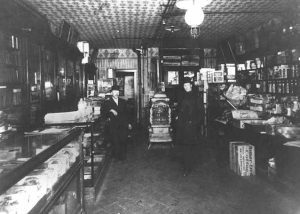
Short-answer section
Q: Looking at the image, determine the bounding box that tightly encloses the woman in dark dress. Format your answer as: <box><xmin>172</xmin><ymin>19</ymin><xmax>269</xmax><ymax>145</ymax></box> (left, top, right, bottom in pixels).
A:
<box><xmin>176</xmin><ymin>77</ymin><xmax>203</xmax><ymax>176</ymax></box>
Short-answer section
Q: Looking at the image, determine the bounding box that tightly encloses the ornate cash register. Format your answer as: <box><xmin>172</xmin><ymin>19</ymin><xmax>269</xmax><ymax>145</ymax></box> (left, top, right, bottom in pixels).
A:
<box><xmin>148</xmin><ymin>91</ymin><xmax>173</xmax><ymax>149</ymax></box>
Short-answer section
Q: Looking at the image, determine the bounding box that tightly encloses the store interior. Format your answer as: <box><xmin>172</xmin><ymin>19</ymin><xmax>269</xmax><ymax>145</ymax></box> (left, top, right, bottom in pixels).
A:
<box><xmin>0</xmin><ymin>0</ymin><xmax>300</xmax><ymax>213</ymax></box>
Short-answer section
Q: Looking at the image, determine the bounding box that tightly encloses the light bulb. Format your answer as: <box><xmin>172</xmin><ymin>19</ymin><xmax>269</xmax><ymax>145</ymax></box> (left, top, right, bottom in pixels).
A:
<box><xmin>185</xmin><ymin>7</ymin><xmax>205</xmax><ymax>27</ymax></box>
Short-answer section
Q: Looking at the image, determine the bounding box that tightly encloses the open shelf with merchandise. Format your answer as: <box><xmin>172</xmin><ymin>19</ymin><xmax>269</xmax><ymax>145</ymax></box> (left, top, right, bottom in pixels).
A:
<box><xmin>236</xmin><ymin>49</ymin><xmax>300</xmax><ymax>96</ymax></box>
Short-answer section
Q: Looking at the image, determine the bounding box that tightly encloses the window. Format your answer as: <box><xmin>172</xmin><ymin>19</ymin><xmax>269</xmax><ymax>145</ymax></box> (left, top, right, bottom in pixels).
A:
<box><xmin>167</xmin><ymin>71</ymin><xmax>179</xmax><ymax>85</ymax></box>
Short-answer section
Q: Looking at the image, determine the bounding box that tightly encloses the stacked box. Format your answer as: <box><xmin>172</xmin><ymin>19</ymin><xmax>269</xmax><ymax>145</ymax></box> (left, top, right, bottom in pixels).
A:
<box><xmin>229</xmin><ymin>141</ymin><xmax>255</xmax><ymax>176</ymax></box>
<box><xmin>229</xmin><ymin>141</ymin><xmax>243</xmax><ymax>171</ymax></box>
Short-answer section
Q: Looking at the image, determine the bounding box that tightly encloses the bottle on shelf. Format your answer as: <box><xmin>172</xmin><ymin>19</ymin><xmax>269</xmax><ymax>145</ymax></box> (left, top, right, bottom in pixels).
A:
<box><xmin>286</xmin><ymin>101</ymin><xmax>292</xmax><ymax>116</ymax></box>
<box><xmin>12</xmin><ymin>88</ymin><xmax>21</xmax><ymax>105</ymax></box>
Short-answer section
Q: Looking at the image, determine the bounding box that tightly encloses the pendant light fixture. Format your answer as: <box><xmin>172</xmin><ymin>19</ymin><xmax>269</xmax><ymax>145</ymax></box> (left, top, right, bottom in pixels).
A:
<box><xmin>190</xmin><ymin>26</ymin><xmax>201</xmax><ymax>39</ymax></box>
<box><xmin>181</xmin><ymin>0</ymin><xmax>208</xmax><ymax>38</ymax></box>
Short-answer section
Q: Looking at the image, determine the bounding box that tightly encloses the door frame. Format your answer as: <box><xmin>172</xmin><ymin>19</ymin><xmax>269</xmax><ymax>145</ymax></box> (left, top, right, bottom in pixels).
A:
<box><xmin>115</xmin><ymin>69</ymin><xmax>139</xmax><ymax>124</ymax></box>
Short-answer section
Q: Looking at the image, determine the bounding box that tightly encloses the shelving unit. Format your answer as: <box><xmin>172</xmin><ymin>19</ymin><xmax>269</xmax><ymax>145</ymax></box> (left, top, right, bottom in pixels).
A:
<box><xmin>236</xmin><ymin>49</ymin><xmax>300</xmax><ymax>96</ymax></box>
<box><xmin>160</xmin><ymin>48</ymin><xmax>202</xmax><ymax>86</ymax></box>
<box><xmin>0</xmin><ymin>31</ymin><xmax>27</xmax><ymax>130</ymax></box>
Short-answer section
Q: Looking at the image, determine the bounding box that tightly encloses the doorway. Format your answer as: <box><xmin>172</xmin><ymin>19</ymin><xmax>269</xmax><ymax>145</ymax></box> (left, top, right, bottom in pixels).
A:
<box><xmin>115</xmin><ymin>69</ymin><xmax>138</xmax><ymax>124</ymax></box>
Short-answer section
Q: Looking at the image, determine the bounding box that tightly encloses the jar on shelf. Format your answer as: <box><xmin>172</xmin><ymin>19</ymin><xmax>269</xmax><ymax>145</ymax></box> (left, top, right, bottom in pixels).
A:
<box><xmin>12</xmin><ymin>88</ymin><xmax>21</xmax><ymax>105</ymax></box>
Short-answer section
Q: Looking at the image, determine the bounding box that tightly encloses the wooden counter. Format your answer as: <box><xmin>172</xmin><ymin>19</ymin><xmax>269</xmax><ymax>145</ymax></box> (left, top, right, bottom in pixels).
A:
<box><xmin>212</xmin><ymin>119</ymin><xmax>300</xmax><ymax>193</ymax></box>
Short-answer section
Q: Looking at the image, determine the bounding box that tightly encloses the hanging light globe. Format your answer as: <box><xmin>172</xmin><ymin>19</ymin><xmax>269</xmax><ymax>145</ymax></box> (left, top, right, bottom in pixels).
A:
<box><xmin>185</xmin><ymin>7</ymin><xmax>205</xmax><ymax>27</ymax></box>
<box><xmin>176</xmin><ymin>0</ymin><xmax>212</xmax><ymax>10</ymax></box>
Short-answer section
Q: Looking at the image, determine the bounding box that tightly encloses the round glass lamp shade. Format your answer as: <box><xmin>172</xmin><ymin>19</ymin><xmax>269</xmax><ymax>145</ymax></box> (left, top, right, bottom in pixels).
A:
<box><xmin>185</xmin><ymin>7</ymin><xmax>205</xmax><ymax>27</ymax></box>
<box><xmin>176</xmin><ymin>0</ymin><xmax>212</xmax><ymax>10</ymax></box>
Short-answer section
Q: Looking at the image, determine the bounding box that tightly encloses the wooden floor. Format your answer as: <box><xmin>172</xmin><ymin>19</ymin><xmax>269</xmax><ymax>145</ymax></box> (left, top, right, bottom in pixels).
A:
<box><xmin>86</xmin><ymin>129</ymin><xmax>300</xmax><ymax>214</ymax></box>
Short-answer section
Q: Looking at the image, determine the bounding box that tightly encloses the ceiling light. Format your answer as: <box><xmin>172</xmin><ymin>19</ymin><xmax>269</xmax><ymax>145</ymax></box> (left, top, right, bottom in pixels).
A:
<box><xmin>165</xmin><ymin>25</ymin><xmax>180</xmax><ymax>33</ymax></box>
<box><xmin>176</xmin><ymin>0</ymin><xmax>212</xmax><ymax>10</ymax></box>
<box><xmin>185</xmin><ymin>7</ymin><xmax>205</xmax><ymax>27</ymax></box>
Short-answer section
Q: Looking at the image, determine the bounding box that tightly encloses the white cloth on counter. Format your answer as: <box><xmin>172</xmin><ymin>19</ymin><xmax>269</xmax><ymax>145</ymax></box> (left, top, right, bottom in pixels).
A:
<box><xmin>44</xmin><ymin>98</ymin><xmax>94</xmax><ymax>124</ymax></box>
<box><xmin>44</xmin><ymin>111</ymin><xmax>81</xmax><ymax>124</ymax></box>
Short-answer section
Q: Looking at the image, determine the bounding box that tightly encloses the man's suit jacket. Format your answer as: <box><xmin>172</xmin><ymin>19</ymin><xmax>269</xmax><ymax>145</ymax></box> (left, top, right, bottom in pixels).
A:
<box><xmin>103</xmin><ymin>97</ymin><xmax>129</xmax><ymax>138</ymax></box>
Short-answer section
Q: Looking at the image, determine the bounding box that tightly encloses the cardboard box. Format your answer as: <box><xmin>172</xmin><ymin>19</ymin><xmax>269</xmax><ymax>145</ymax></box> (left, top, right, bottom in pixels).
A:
<box><xmin>229</xmin><ymin>142</ymin><xmax>255</xmax><ymax>176</ymax></box>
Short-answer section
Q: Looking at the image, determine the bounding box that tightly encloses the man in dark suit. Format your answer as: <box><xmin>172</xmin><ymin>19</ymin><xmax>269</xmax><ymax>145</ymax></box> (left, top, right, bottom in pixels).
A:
<box><xmin>103</xmin><ymin>85</ymin><xmax>132</xmax><ymax>161</ymax></box>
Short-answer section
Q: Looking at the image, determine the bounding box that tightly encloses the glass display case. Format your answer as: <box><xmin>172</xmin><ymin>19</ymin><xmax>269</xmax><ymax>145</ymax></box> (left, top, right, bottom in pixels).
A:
<box><xmin>0</xmin><ymin>127</ymin><xmax>85</xmax><ymax>214</ymax></box>
<box><xmin>44</xmin><ymin>116</ymin><xmax>111</xmax><ymax>191</ymax></box>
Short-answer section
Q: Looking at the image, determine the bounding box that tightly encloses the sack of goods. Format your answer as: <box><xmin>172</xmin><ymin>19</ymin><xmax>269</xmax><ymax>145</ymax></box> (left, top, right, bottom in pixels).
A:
<box><xmin>224</xmin><ymin>84</ymin><xmax>247</xmax><ymax>107</ymax></box>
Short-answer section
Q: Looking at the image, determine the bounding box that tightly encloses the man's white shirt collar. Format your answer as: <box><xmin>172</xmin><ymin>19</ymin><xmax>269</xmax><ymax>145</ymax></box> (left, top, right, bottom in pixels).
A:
<box><xmin>113</xmin><ymin>97</ymin><xmax>118</xmax><ymax>105</ymax></box>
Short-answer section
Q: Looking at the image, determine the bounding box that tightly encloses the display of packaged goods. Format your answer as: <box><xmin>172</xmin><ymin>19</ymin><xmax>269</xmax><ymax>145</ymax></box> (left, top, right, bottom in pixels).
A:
<box><xmin>231</xmin><ymin>110</ymin><xmax>259</xmax><ymax>120</ymax></box>
<box><xmin>46</xmin><ymin>158</ymin><xmax>67</xmax><ymax>178</ymax></box>
<box><xmin>60</xmin><ymin>147</ymin><xmax>79</xmax><ymax>164</ymax></box>
<box><xmin>2</xmin><ymin>179</ymin><xmax>42</xmax><ymax>214</ymax></box>
<box><xmin>229</xmin><ymin>141</ymin><xmax>244</xmax><ymax>172</ymax></box>
<box><xmin>35</xmin><ymin>164</ymin><xmax>60</xmax><ymax>188</ymax></box>
<box><xmin>237</xmin><ymin>64</ymin><xmax>246</xmax><ymax>71</ymax></box>
<box><xmin>225</xmin><ymin>85</ymin><xmax>246</xmax><ymax>103</ymax></box>
<box><xmin>163</xmin><ymin>61</ymin><xmax>181</xmax><ymax>66</ymax></box>
<box><xmin>93</xmin><ymin>154</ymin><xmax>105</xmax><ymax>163</ymax></box>
<box><xmin>264</xmin><ymin>116</ymin><xmax>286</xmax><ymax>125</ymax></box>
<box><xmin>22</xmin><ymin>169</ymin><xmax>52</xmax><ymax>193</ymax></box>
<box><xmin>0</xmin><ymin>125</ymin><xmax>6</xmax><ymax>133</ymax></box>
<box><xmin>273</xmin><ymin>65</ymin><xmax>289</xmax><ymax>79</ymax></box>
<box><xmin>84</xmin><ymin>167</ymin><xmax>91</xmax><ymax>180</ymax></box>
<box><xmin>210</xmin><ymin>70</ymin><xmax>224</xmax><ymax>83</ymax></box>
<box><xmin>0</xmin><ymin>149</ymin><xmax>18</xmax><ymax>162</ymax></box>
<box><xmin>229</xmin><ymin>142</ymin><xmax>255</xmax><ymax>176</ymax></box>
<box><xmin>0</xmin><ymin>126</ymin><xmax>85</xmax><ymax>214</ymax></box>
<box><xmin>85</xmin><ymin>157</ymin><xmax>92</xmax><ymax>163</ymax></box>
<box><xmin>249</xmin><ymin>105</ymin><xmax>264</xmax><ymax>112</ymax></box>
<box><xmin>0</xmin><ymin>186</ymin><xmax>30</xmax><ymax>214</ymax></box>
<box><xmin>181</xmin><ymin>55</ymin><xmax>200</xmax><ymax>66</ymax></box>
<box><xmin>94</xmin><ymin>106</ymin><xmax>101</xmax><ymax>116</ymax></box>
<box><xmin>66</xmin><ymin>141</ymin><xmax>80</xmax><ymax>153</ymax></box>
<box><xmin>47</xmin><ymin>153</ymin><xmax>70</xmax><ymax>177</ymax></box>
<box><xmin>249</xmin><ymin>97</ymin><xmax>269</xmax><ymax>104</ymax></box>
<box><xmin>0</xmin><ymin>162</ymin><xmax>20</xmax><ymax>175</ymax></box>
<box><xmin>162</xmin><ymin>56</ymin><xmax>181</xmax><ymax>60</ymax></box>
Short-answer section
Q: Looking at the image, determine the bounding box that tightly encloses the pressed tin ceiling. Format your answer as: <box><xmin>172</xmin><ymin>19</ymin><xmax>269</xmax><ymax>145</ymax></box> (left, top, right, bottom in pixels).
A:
<box><xmin>12</xmin><ymin>0</ymin><xmax>298</xmax><ymax>49</ymax></box>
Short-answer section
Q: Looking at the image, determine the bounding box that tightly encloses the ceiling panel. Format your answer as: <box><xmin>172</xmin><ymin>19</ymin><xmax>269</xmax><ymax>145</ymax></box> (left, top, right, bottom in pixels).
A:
<box><xmin>18</xmin><ymin>0</ymin><xmax>295</xmax><ymax>48</ymax></box>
